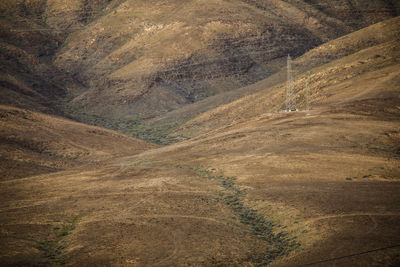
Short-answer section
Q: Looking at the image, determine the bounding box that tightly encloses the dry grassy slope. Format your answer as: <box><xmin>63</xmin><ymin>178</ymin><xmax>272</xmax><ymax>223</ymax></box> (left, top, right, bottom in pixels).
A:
<box><xmin>118</xmin><ymin>18</ymin><xmax>400</xmax><ymax>263</ymax></box>
<box><xmin>149</xmin><ymin>16</ymin><xmax>400</xmax><ymax>127</ymax></box>
<box><xmin>45</xmin><ymin>0</ymin><xmax>123</xmax><ymax>31</ymax></box>
<box><xmin>0</xmin><ymin>0</ymin><xmax>118</xmax><ymax>31</ymax></box>
<box><xmin>1</xmin><ymin>3</ymin><xmax>400</xmax><ymax>266</ymax></box>
<box><xmin>54</xmin><ymin>0</ymin><xmax>399</xmax><ymax>119</ymax></box>
<box><xmin>131</xmin><ymin>100</ymin><xmax>400</xmax><ymax>266</ymax></box>
<box><xmin>0</xmin><ymin>105</ymin><xmax>156</xmax><ymax>181</ymax></box>
<box><xmin>2</xmin><ymin>98</ymin><xmax>398</xmax><ymax>266</ymax></box>
<box><xmin>0</xmin><ymin>0</ymin><xmax>129</xmax><ymax>116</ymax></box>
<box><xmin>2</xmin><ymin>72</ymin><xmax>398</xmax><ymax>265</ymax></box>
<box><xmin>0</xmin><ymin>0</ymin><xmax>90</xmax><ymax>114</ymax></box>
<box><xmin>1</xmin><ymin>96</ymin><xmax>399</xmax><ymax>265</ymax></box>
<box><xmin>174</xmin><ymin>16</ymin><xmax>400</xmax><ymax>138</ymax></box>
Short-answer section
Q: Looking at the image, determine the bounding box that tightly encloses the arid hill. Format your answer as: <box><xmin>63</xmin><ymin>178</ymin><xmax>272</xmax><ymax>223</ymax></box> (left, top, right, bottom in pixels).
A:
<box><xmin>0</xmin><ymin>16</ymin><xmax>399</xmax><ymax>266</ymax></box>
<box><xmin>172</xmin><ymin>16</ymin><xmax>400</xmax><ymax>138</ymax></box>
<box><xmin>1</xmin><ymin>0</ymin><xmax>399</xmax><ymax>125</ymax></box>
<box><xmin>0</xmin><ymin>105</ymin><xmax>156</xmax><ymax>180</ymax></box>
<box><xmin>149</xmin><ymin>15</ymin><xmax>400</xmax><ymax>128</ymax></box>
<box><xmin>0</xmin><ymin>1</ymin><xmax>399</xmax><ymax>265</ymax></box>
<box><xmin>54</xmin><ymin>0</ymin><xmax>399</xmax><ymax>119</ymax></box>
<box><xmin>0</xmin><ymin>0</ymin><xmax>82</xmax><ymax>115</ymax></box>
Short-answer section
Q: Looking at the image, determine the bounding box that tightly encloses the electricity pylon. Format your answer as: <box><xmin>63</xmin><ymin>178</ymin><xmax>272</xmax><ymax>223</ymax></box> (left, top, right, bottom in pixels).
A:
<box><xmin>286</xmin><ymin>54</ymin><xmax>295</xmax><ymax>111</ymax></box>
<box><xmin>305</xmin><ymin>78</ymin><xmax>311</xmax><ymax>115</ymax></box>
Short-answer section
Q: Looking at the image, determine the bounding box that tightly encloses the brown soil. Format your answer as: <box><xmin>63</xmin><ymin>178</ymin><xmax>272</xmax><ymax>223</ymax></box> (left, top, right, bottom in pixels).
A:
<box><xmin>1</xmin><ymin>94</ymin><xmax>399</xmax><ymax>265</ymax></box>
<box><xmin>0</xmin><ymin>105</ymin><xmax>157</xmax><ymax>180</ymax></box>
<box><xmin>0</xmin><ymin>6</ymin><xmax>399</xmax><ymax>267</ymax></box>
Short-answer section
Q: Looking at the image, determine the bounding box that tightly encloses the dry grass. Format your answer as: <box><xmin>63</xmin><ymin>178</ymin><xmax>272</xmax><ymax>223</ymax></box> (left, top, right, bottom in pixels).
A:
<box><xmin>173</xmin><ymin>17</ymin><xmax>400</xmax><ymax>138</ymax></box>
<box><xmin>2</xmin><ymin>98</ymin><xmax>399</xmax><ymax>265</ymax></box>
<box><xmin>0</xmin><ymin>105</ymin><xmax>156</xmax><ymax>180</ymax></box>
<box><xmin>1</xmin><ymin>8</ymin><xmax>400</xmax><ymax>267</ymax></box>
<box><xmin>53</xmin><ymin>0</ymin><xmax>398</xmax><ymax>119</ymax></box>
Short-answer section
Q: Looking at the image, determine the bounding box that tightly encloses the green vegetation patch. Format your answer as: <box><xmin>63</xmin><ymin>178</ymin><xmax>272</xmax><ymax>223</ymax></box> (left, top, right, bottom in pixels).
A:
<box><xmin>178</xmin><ymin>165</ymin><xmax>300</xmax><ymax>266</ymax></box>
<box><xmin>63</xmin><ymin>104</ymin><xmax>188</xmax><ymax>145</ymax></box>
<box><xmin>34</xmin><ymin>214</ymin><xmax>83</xmax><ymax>266</ymax></box>
<box><xmin>123</xmin><ymin>121</ymin><xmax>186</xmax><ymax>145</ymax></box>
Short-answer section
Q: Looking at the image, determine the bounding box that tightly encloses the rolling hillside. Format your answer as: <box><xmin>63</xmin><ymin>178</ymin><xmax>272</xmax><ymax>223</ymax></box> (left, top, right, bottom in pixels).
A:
<box><xmin>0</xmin><ymin>2</ymin><xmax>400</xmax><ymax>267</ymax></box>
<box><xmin>2</xmin><ymin>0</ymin><xmax>399</xmax><ymax>123</ymax></box>
<box><xmin>148</xmin><ymin>15</ymin><xmax>400</xmax><ymax>128</ymax></box>
<box><xmin>0</xmin><ymin>105</ymin><xmax>156</xmax><ymax>180</ymax></box>
<box><xmin>173</xmin><ymin>16</ymin><xmax>400</xmax><ymax>138</ymax></box>
<box><xmin>54</xmin><ymin>0</ymin><xmax>399</xmax><ymax>119</ymax></box>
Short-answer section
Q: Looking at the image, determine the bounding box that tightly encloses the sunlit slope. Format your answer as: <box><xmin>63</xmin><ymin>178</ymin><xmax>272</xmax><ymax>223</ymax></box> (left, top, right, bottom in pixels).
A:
<box><xmin>174</xmin><ymin>16</ymin><xmax>400</xmax><ymax>138</ymax></box>
<box><xmin>133</xmin><ymin>104</ymin><xmax>400</xmax><ymax>265</ymax></box>
<box><xmin>0</xmin><ymin>3</ymin><xmax>399</xmax><ymax>266</ymax></box>
<box><xmin>1</xmin><ymin>86</ymin><xmax>399</xmax><ymax>265</ymax></box>
<box><xmin>54</xmin><ymin>0</ymin><xmax>399</xmax><ymax>119</ymax></box>
<box><xmin>2</xmin><ymin>100</ymin><xmax>398</xmax><ymax>265</ymax></box>
<box><xmin>0</xmin><ymin>105</ymin><xmax>156</xmax><ymax>180</ymax></box>
<box><xmin>149</xmin><ymin>16</ymin><xmax>400</xmax><ymax>127</ymax></box>
<box><xmin>123</xmin><ymin>26</ymin><xmax>400</xmax><ymax>265</ymax></box>
<box><xmin>0</xmin><ymin>0</ymin><xmax>398</xmax><ymax>124</ymax></box>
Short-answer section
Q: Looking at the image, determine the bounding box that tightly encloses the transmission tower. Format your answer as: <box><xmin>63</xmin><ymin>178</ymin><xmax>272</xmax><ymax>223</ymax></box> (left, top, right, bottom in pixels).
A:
<box><xmin>305</xmin><ymin>78</ymin><xmax>311</xmax><ymax>115</ymax></box>
<box><xmin>286</xmin><ymin>54</ymin><xmax>295</xmax><ymax>111</ymax></box>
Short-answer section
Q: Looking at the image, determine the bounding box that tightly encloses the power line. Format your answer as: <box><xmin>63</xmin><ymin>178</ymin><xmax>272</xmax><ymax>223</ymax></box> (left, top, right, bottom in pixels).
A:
<box><xmin>297</xmin><ymin>244</ymin><xmax>400</xmax><ymax>267</ymax></box>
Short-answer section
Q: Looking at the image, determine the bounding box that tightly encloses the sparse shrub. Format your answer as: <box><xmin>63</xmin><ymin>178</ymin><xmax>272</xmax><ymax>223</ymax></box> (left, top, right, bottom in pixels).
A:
<box><xmin>61</xmin><ymin>103</ymin><xmax>188</xmax><ymax>145</ymax></box>
<box><xmin>184</xmin><ymin>165</ymin><xmax>300</xmax><ymax>265</ymax></box>
<box><xmin>34</xmin><ymin>214</ymin><xmax>82</xmax><ymax>265</ymax></box>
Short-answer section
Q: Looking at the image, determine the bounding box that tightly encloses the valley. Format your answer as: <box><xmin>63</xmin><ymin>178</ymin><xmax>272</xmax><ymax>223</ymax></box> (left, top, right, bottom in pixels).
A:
<box><xmin>1</xmin><ymin>1</ymin><xmax>400</xmax><ymax>266</ymax></box>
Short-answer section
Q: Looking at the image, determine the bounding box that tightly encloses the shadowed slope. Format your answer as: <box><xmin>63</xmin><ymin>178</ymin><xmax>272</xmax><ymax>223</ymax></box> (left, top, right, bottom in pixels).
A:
<box><xmin>0</xmin><ymin>4</ymin><xmax>399</xmax><ymax>267</ymax></box>
<box><xmin>0</xmin><ymin>0</ymin><xmax>90</xmax><ymax>114</ymax></box>
<box><xmin>54</xmin><ymin>0</ymin><xmax>399</xmax><ymax>119</ymax></box>
<box><xmin>0</xmin><ymin>105</ymin><xmax>156</xmax><ymax>180</ymax></box>
<box><xmin>173</xmin><ymin>16</ymin><xmax>400</xmax><ymax>138</ymax></box>
<box><xmin>1</xmin><ymin>0</ymin><xmax>398</xmax><ymax>136</ymax></box>
<box><xmin>148</xmin><ymin>16</ymin><xmax>400</xmax><ymax>127</ymax></box>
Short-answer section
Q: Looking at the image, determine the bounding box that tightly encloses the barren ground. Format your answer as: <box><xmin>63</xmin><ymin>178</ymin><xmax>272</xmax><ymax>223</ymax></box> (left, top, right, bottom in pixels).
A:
<box><xmin>1</xmin><ymin>99</ymin><xmax>399</xmax><ymax>265</ymax></box>
<box><xmin>1</xmin><ymin>9</ymin><xmax>400</xmax><ymax>267</ymax></box>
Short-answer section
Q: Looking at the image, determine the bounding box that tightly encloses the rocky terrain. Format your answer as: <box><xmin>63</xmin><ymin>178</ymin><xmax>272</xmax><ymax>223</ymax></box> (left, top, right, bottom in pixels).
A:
<box><xmin>173</xmin><ymin>16</ymin><xmax>400</xmax><ymax>138</ymax></box>
<box><xmin>53</xmin><ymin>0</ymin><xmax>400</xmax><ymax>120</ymax></box>
<box><xmin>1</xmin><ymin>0</ymin><xmax>399</xmax><ymax>124</ymax></box>
<box><xmin>0</xmin><ymin>1</ymin><xmax>400</xmax><ymax>266</ymax></box>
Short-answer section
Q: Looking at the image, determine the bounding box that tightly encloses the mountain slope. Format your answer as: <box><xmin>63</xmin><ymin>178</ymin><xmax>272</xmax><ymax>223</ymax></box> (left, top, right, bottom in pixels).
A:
<box><xmin>54</xmin><ymin>0</ymin><xmax>399</xmax><ymax>120</ymax></box>
<box><xmin>0</xmin><ymin>105</ymin><xmax>156</xmax><ymax>180</ymax></box>
<box><xmin>1</xmin><ymin>12</ymin><xmax>400</xmax><ymax>267</ymax></box>
<box><xmin>1</xmin><ymin>32</ymin><xmax>399</xmax><ymax>264</ymax></box>
<box><xmin>173</xmin><ymin>16</ymin><xmax>400</xmax><ymax>138</ymax></box>
<box><xmin>0</xmin><ymin>0</ymin><xmax>129</xmax><ymax>115</ymax></box>
<box><xmin>148</xmin><ymin>15</ymin><xmax>400</xmax><ymax>127</ymax></box>
<box><xmin>0</xmin><ymin>0</ymin><xmax>87</xmax><ymax>115</ymax></box>
<box><xmin>1</xmin><ymin>0</ymin><xmax>399</xmax><ymax>139</ymax></box>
